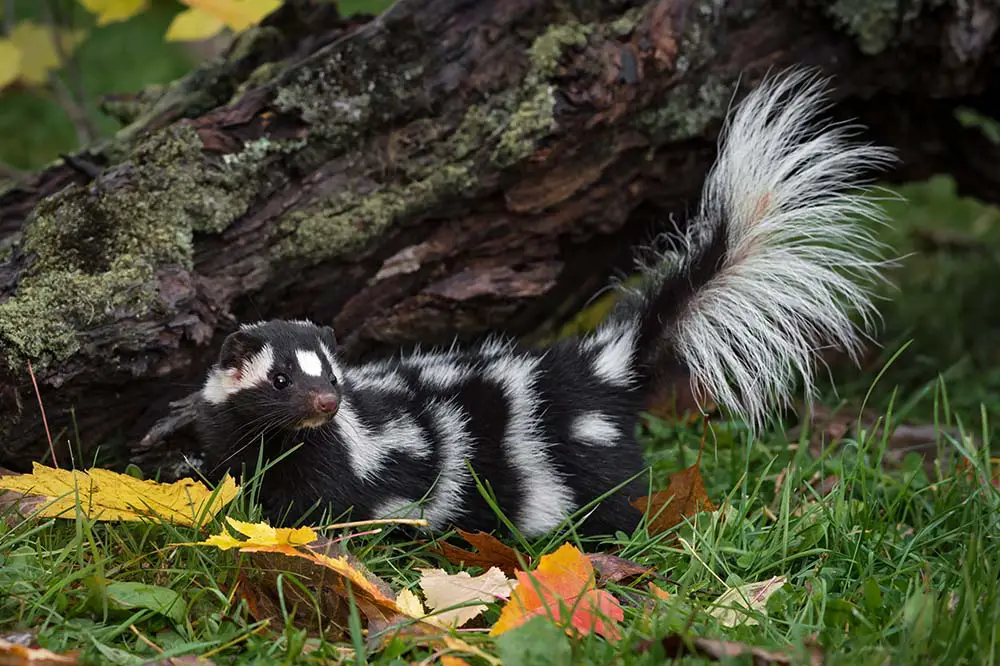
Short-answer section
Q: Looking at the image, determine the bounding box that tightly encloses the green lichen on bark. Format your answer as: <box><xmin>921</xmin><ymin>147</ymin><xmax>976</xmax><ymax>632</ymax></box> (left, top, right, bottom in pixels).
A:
<box><xmin>275</xmin><ymin>96</ymin><xmax>507</xmax><ymax>264</ymax></box>
<box><xmin>0</xmin><ymin>124</ymin><xmax>265</xmax><ymax>367</ymax></box>
<box><xmin>274</xmin><ymin>163</ymin><xmax>476</xmax><ymax>263</ymax></box>
<box><xmin>824</xmin><ymin>0</ymin><xmax>947</xmax><ymax>55</ymax></box>
<box><xmin>632</xmin><ymin>77</ymin><xmax>734</xmax><ymax>141</ymax></box>
<box><xmin>273</xmin><ymin>37</ymin><xmax>424</xmax><ymax>147</ymax></box>
<box><xmin>491</xmin><ymin>20</ymin><xmax>594</xmax><ymax>169</ymax></box>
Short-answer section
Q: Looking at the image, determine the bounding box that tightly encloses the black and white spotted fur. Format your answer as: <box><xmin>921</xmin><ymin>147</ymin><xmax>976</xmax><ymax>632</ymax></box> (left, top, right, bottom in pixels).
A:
<box><xmin>194</xmin><ymin>72</ymin><xmax>894</xmax><ymax>537</ymax></box>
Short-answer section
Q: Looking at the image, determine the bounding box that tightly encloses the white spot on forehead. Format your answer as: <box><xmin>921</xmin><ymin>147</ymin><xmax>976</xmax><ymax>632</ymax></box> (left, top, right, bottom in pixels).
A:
<box><xmin>296</xmin><ymin>349</ymin><xmax>324</xmax><ymax>377</ymax></box>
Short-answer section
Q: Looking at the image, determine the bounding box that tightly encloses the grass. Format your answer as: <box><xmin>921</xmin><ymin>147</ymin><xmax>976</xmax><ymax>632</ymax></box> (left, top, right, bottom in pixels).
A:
<box><xmin>3</xmin><ymin>3</ymin><xmax>1000</xmax><ymax>659</ymax></box>
<box><xmin>2</xmin><ymin>174</ymin><xmax>1000</xmax><ymax>663</ymax></box>
<box><xmin>1</xmin><ymin>381</ymin><xmax>997</xmax><ymax>665</ymax></box>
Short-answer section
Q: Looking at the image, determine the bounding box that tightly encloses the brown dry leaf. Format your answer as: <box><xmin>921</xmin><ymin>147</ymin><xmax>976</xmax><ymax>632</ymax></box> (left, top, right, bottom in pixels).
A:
<box><xmin>708</xmin><ymin>576</ymin><xmax>786</xmax><ymax>628</ymax></box>
<box><xmin>428</xmin><ymin>529</ymin><xmax>527</xmax><ymax>576</ymax></box>
<box><xmin>0</xmin><ymin>637</ymin><xmax>79</xmax><ymax>665</ymax></box>
<box><xmin>416</xmin><ymin>566</ymin><xmax>516</xmax><ymax>628</ymax></box>
<box><xmin>788</xmin><ymin>403</ymin><xmax>969</xmax><ymax>475</ymax></box>
<box><xmin>631</xmin><ymin>463</ymin><xmax>717</xmax><ymax>536</ymax></box>
<box><xmin>651</xmin><ymin>634</ymin><xmax>796</xmax><ymax>664</ymax></box>
<box><xmin>587</xmin><ymin>553</ymin><xmax>656</xmax><ymax>585</ymax></box>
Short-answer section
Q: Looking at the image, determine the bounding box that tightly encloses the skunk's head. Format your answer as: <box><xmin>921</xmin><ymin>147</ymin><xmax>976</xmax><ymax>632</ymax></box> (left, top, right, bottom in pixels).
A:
<box><xmin>201</xmin><ymin>319</ymin><xmax>343</xmax><ymax>430</ymax></box>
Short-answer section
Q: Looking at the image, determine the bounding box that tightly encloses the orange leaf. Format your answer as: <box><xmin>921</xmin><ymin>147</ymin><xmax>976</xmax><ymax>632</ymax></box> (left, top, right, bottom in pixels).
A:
<box><xmin>0</xmin><ymin>636</ymin><xmax>78</xmax><ymax>664</ymax></box>
<box><xmin>489</xmin><ymin>543</ymin><xmax>623</xmax><ymax>640</ymax></box>
<box><xmin>440</xmin><ymin>658</ymin><xmax>472</xmax><ymax>666</ymax></box>
<box><xmin>631</xmin><ymin>463</ymin><xmax>716</xmax><ymax>536</ymax></box>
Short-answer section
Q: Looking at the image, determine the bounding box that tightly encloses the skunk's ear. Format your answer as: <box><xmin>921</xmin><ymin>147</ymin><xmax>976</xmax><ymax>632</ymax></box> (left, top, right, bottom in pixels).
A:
<box><xmin>218</xmin><ymin>330</ymin><xmax>263</xmax><ymax>370</ymax></box>
<box><xmin>319</xmin><ymin>326</ymin><xmax>338</xmax><ymax>353</ymax></box>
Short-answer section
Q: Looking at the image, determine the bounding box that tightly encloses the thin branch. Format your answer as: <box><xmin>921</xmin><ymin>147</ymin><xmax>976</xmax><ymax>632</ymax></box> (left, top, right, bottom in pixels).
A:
<box><xmin>3</xmin><ymin>0</ymin><xmax>14</xmax><ymax>35</ymax></box>
<box><xmin>27</xmin><ymin>361</ymin><xmax>59</xmax><ymax>469</ymax></box>
<box><xmin>43</xmin><ymin>0</ymin><xmax>99</xmax><ymax>146</ymax></box>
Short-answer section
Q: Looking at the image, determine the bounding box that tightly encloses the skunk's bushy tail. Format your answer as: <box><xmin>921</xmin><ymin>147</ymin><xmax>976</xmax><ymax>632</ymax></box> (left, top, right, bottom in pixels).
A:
<box><xmin>605</xmin><ymin>69</ymin><xmax>896</xmax><ymax>433</ymax></box>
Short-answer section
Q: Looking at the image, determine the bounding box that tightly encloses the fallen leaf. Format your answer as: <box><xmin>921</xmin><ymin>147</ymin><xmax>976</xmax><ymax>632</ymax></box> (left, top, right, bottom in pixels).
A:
<box><xmin>428</xmin><ymin>529</ymin><xmax>526</xmax><ymax>576</ymax></box>
<box><xmin>198</xmin><ymin>517</ymin><xmax>316</xmax><ymax>551</ymax></box>
<box><xmin>631</xmin><ymin>463</ymin><xmax>717</xmax><ymax>536</ymax></box>
<box><xmin>193</xmin><ymin>522</ymin><xmax>431</xmax><ymax>642</ymax></box>
<box><xmin>77</xmin><ymin>0</ymin><xmax>148</xmax><ymax>25</ymax></box>
<box><xmin>489</xmin><ymin>543</ymin><xmax>623</xmax><ymax>640</ymax></box>
<box><xmin>0</xmin><ymin>463</ymin><xmax>238</xmax><ymax>527</ymax></box>
<box><xmin>86</xmin><ymin>580</ymin><xmax>187</xmax><ymax>625</ymax></box>
<box><xmin>415</xmin><ymin>567</ymin><xmax>516</xmax><ymax>627</ymax></box>
<box><xmin>708</xmin><ymin>576</ymin><xmax>786</xmax><ymax>628</ymax></box>
<box><xmin>586</xmin><ymin>553</ymin><xmax>655</xmax><ymax>585</ymax></box>
<box><xmin>441</xmin><ymin>636</ymin><xmax>502</xmax><ymax>666</ymax></box>
<box><xmin>440</xmin><ymin>658</ymin><xmax>472</xmax><ymax>666</ymax></box>
<box><xmin>642</xmin><ymin>634</ymin><xmax>795</xmax><ymax>664</ymax></box>
<box><xmin>0</xmin><ymin>637</ymin><xmax>78</xmax><ymax>664</ymax></box>
<box><xmin>647</xmin><ymin>582</ymin><xmax>671</xmax><ymax>601</ymax></box>
<box><xmin>788</xmin><ymin>403</ymin><xmax>969</xmax><ymax>475</ymax></box>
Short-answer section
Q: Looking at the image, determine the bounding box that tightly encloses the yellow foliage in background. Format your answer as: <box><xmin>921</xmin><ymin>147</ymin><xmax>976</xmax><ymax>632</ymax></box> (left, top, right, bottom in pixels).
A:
<box><xmin>0</xmin><ymin>0</ymin><xmax>281</xmax><ymax>91</ymax></box>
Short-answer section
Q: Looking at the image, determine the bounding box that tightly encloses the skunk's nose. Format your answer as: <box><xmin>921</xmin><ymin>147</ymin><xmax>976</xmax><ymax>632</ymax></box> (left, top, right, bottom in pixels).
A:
<box><xmin>313</xmin><ymin>392</ymin><xmax>339</xmax><ymax>414</ymax></box>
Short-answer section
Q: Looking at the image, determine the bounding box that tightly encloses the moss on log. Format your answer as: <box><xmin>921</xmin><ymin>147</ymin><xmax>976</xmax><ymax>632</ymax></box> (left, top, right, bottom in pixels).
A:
<box><xmin>0</xmin><ymin>0</ymin><xmax>998</xmax><ymax>475</ymax></box>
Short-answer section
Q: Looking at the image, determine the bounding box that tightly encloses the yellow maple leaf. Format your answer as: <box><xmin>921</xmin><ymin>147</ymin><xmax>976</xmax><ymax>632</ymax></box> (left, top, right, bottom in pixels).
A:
<box><xmin>0</xmin><ymin>462</ymin><xmax>239</xmax><ymax>527</ymax></box>
<box><xmin>78</xmin><ymin>0</ymin><xmax>149</xmax><ymax>25</ymax></box>
<box><xmin>7</xmin><ymin>20</ymin><xmax>87</xmax><ymax>85</ymax></box>
<box><xmin>395</xmin><ymin>587</ymin><xmax>427</xmax><ymax>619</ymax></box>
<box><xmin>164</xmin><ymin>7</ymin><xmax>226</xmax><ymax>42</ymax></box>
<box><xmin>0</xmin><ymin>40</ymin><xmax>22</xmax><ymax>89</ymax></box>
<box><xmin>198</xmin><ymin>516</ymin><xmax>317</xmax><ymax>550</ymax></box>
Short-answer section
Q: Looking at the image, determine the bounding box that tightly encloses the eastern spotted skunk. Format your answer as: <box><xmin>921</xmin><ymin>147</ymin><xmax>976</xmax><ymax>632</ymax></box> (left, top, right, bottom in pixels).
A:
<box><xmin>194</xmin><ymin>72</ymin><xmax>894</xmax><ymax>537</ymax></box>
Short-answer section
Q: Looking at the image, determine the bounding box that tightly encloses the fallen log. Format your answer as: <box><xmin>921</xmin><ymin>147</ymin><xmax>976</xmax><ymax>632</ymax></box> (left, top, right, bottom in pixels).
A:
<box><xmin>0</xmin><ymin>0</ymin><xmax>998</xmax><ymax>477</ymax></box>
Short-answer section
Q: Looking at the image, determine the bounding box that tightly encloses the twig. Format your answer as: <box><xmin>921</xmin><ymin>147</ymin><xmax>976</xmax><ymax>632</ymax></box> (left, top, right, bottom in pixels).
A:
<box><xmin>2</xmin><ymin>0</ymin><xmax>14</xmax><ymax>35</ymax></box>
<box><xmin>320</xmin><ymin>517</ymin><xmax>429</xmax><ymax>530</ymax></box>
<box><xmin>59</xmin><ymin>152</ymin><xmax>102</xmax><ymax>180</ymax></box>
<box><xmin>128</xmin><ymin>624</ymin><xmax>163</xmax><ymax>654</ymax></box>
<box><xmin>26</xmin><ymin>360</ymin><xmax>58</xmax><ymax>468</ymax></box>
<box><xmin>0</xmin><ymin>160</ymin><xmax>24</xmax><ymax>181</ymax></box>
<box><xmin>43</xmin><ymin>0</ymin><xmax>99</xmax><ymax>146</ymax></box>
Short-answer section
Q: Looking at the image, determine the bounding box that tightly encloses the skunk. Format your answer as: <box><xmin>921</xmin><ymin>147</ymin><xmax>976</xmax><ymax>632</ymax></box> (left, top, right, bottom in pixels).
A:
<box><xmin>194</xmin><ymin>71</ymin><xmax>894</xmax><ymax>537</ymax></box>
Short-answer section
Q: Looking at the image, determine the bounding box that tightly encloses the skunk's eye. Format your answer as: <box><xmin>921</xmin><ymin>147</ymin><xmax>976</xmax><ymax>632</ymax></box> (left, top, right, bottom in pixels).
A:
<box><xmin>273</xmin><ymin>373</ymin><xmax>291</xmax><ymax>390</ymax></box>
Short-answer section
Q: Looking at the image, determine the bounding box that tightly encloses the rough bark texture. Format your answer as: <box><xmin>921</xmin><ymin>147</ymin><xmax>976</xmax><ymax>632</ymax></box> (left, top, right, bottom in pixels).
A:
<box><xmin>0</xmin><ymin>0</ymin><xmax>998</xmax><ymax>477</ymax></box>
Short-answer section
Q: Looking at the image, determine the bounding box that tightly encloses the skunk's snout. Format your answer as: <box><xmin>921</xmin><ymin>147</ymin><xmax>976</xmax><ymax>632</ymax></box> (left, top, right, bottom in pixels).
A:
<box><xmin>313</xmin><ymin>392</ymin><xmax>339</xmax><ymax>414</ymax></box>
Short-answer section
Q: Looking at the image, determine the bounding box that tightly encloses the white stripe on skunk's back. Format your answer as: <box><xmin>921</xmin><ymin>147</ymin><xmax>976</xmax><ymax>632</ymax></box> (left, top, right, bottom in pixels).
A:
<box><xmin>484</xmin><ymin>354</ymin><xmax>575</xmax><ymax>535</ymax></box>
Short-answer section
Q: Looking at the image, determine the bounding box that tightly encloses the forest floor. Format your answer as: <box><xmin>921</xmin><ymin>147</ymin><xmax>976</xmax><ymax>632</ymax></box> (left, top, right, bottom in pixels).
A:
<box><xmin>1</xmin><ymin>175</ymin><xmax>999</xmax><ymax>665</ymax></box>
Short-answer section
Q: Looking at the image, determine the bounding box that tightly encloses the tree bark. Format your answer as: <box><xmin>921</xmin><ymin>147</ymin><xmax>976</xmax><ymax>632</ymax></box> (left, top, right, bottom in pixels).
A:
<box><xmin>1</xmin><ymin>0</ymin><xmax>998</xmax><ymax>478</ymax></box>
